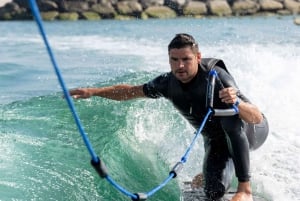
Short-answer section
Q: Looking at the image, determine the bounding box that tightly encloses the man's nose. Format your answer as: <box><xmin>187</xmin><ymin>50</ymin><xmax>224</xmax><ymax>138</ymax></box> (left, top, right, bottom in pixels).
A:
<box><xmin>179</xmin><ymin>60</ymin><xmax>185</xmax><ymax>68</ymax></box>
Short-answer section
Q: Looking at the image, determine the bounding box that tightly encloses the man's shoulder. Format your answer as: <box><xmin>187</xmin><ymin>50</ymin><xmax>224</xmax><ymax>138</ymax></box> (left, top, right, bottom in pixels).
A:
<box><xmin>200</xmin><ymin>58</ymin><xmax>229</xmax><ymax>74</ymax></box>
<box><xmin>160</xmin><ymin>71</ymin><xmax>172</xmax><ymax>78</ymax></box>
<box><xmin>201</xmin><ymin>58</ymin><xmax>225</xmax><ymax>69</ymax></box>
<box><xmin>147</xmin><ymin>71</ymin><xmax>173</xmax><ymax>86</ymax></box>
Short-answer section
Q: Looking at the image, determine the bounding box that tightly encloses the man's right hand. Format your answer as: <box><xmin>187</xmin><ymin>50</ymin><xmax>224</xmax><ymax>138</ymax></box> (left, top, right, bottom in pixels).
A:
<box><xmin>69</xmin><ymin>88</ymin><xmax>92</xmax><ymax>99</ymax></box>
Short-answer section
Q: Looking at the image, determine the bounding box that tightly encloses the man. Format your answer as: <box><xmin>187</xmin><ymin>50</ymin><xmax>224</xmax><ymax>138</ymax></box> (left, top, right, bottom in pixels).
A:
<box><xmin>69</xmin><ymin>33</ymin><xmax>268</xmax><ymax>201</ymax></box>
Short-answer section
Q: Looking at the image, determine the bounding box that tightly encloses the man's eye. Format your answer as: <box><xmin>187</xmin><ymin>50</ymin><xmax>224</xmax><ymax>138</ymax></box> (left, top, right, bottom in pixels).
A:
<box><xmin>183</xmin><ymin>58</ymin><xmax>192</xmax><ymax>62</ymax></box>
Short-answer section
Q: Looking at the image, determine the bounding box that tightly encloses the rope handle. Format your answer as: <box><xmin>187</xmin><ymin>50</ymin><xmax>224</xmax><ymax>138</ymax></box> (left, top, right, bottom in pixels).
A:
<box><xmin>206</xmin><ymin>69</ymin><xmax>239</xmax><ymax>116</ymax></box>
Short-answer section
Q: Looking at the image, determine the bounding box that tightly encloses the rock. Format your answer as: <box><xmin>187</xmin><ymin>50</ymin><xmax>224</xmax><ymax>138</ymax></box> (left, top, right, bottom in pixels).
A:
<box><xmin>140</xmin><ymin>11</ymin><xmax>149</xmax><ymax>19</ymax></box>
<box><xmin>183</xmin><ymin>1</ymin><xmax>208</xmax><ymax>16</ymax></box>
<box><xmin>13</xmin><ymin>0</ymin><xmax>29</xmax><ymax>9</ymax></box>
<box><xmin>284</xmin><ymin>0</ymin><xmax>300</xmax><ymax>14</ymax></box>
<box><xmin>0</xmin><ymin>2</ymin><xmax>29</xmax><ymax>20</ymax></box>
<box><xmin>232</xmin><ymin>0</ymin><xmax>259</xmax><ymax>15</ymax></box>
<box><xmin>294</xmin><ymin>17</ymin><xmax>300</xmax><ymax>25</ymax></box>
<box><xmin>116</xmin><ymin>0</ymin><xmax>143</xmax><ymax>16</ymax></box>
<box><xmin>91</xmin><ymin>2</ymin><xmax>117</xmax><ymax>18</ymax></box>
<box><xmin>2</xmin><ymin>1</ymin><xmax>19</xmax><ymax>12</ymax></box>
<box><xmin>144</xmin><ymin>5</ymin><xmax>177</xmax><ymax>18</ymax></box>
<box><xmin>41</xmin><ymin>11</ymin><xmax>59</xmax><ymax>20</ymax></box>
<box><xmin>164</xmin><ymin>0</ymin><xmax>186</xmax><ymax>14</ymax></box>
<box><xmin>164</xmin><ymin>0</ymin><xmax>186</xmax><ymax>9</ymax></box>
<box><xmin>60</xmin><ymin>1</ymin><xmax>89</xmax><ymax>12</ymax></box>
<box><xmin>38</xmin><ymin>0</ymin><xmax>58</xmax><ymax>12</ymax></box>
<box><xmin>0</xmin><ymin>10</ymin><xmax>13</xmax><ymax>20</ymax></box>
<box><xmin>277</xmin><ymin>9</ymin><xmax>292</xmax><ymax>15</ymax></box>
<box><xmin>81</xmin><ymin>11</ymin><xmax>101</xmax><ymax>20</ymax></box>
<box><xmin>208</xmin><ymin>0</ymin><xmax>232</xmax><ymax>16</ymax></box>
<box><xmin>139</xmin><ymin>0</ymin><xmax>164</xmax><ymax>9</ymax></box>
<box><xmin>13</xmin><ymin>0</ymin><xmax>58</xmax><ymax>10</ymax></box>
<box><xmin>114</xmin><ymin>14</ymin><xmax>136</xmax><ymax>20</ymax></box>
<box><xmin>260</xmin><ymin>0</ymin><xmax>284</xmax><ymax>11</ymax></box>
<box><xmin>58</xmin><ymin>12</ymin><xmax>79</xmax><ymax>20</ymax></box>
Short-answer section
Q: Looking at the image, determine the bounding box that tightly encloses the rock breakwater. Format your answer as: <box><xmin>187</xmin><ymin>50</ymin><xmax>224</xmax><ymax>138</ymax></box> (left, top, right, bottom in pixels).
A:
<box><xmin>0</xmin><ymin>0</ymin><xmax>299</xmax><ymax>21</ymax></box>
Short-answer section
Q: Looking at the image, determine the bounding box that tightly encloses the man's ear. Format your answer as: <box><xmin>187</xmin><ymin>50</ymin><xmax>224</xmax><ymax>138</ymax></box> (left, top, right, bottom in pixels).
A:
<box><xmin>197</xmin><ymin>52</ymin><xmax>201</xmax><ymax>63</ymax></box>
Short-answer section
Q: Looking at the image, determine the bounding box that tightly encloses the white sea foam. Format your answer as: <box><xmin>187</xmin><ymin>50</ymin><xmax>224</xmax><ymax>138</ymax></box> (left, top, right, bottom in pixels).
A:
<box><xmin>50</xmin><ymin>35</ymin><xmax>168</xmax><ymax>71</ymax></box>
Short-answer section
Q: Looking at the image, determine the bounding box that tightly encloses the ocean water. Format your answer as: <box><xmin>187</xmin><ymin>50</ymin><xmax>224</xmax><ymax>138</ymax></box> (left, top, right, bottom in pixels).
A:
<box><xmin>0</xmin><ymin>16</ymin><xmax>299</xmax><ymax>201</ymax></box>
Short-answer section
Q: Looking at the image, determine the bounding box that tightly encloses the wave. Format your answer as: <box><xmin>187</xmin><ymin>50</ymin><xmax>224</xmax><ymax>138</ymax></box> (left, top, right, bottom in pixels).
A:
<box><xmin>0</xmin><ymin>78</ymin><xmax>185</xmax><ymax>200</ymax></box>
<box><xmin>1</xmin><ymin>17</ymin><xmax>300</xmax><ymax>200</ymax></box>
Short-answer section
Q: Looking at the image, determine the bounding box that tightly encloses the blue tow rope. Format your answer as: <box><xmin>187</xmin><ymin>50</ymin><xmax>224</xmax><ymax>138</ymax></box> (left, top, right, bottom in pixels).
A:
<box><xmin>28</xmin><ymin>1</ymin><xmax>214</xmax><ymax>200</ymax></box>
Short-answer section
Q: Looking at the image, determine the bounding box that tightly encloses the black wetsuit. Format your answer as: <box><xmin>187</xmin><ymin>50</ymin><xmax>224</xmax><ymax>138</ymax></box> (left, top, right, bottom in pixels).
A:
<box><xmin>143</xmin><ymin>58</ymin><xmax>269</xmax><ymax>200</ymax></box>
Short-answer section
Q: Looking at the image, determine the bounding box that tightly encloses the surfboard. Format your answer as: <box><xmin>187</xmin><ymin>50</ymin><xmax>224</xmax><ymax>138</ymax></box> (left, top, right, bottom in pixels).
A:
<box><xmin>180</xmin><ymin>181</ymin><xmax>269</xmax><ymax>201</ymax></box>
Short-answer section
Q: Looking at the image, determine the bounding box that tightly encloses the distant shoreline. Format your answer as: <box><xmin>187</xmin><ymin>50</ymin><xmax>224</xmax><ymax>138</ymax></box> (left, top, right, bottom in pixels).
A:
<box><xmin>0</xmin><ymin>0</ymin><xmax>299</xmax><ymax>25</ymax></box>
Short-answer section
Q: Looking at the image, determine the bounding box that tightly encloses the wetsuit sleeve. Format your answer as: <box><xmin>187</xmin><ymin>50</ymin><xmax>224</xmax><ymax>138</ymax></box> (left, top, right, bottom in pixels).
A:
<box><xmin>143</xmin><ymin>73</ymin><xmax>170</xmax><ymax>99</ymax></box>
<box><xmin>214</xmin><ymin>66</ymin><xmax>251</xmax><ymax>103</ymax></box>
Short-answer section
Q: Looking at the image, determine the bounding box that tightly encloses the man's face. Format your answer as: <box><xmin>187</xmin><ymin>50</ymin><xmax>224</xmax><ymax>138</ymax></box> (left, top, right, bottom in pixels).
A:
<box><xmin>169</xmin><ymin>47</ymin><xmax>201</xmax><ymax>83</ymax></box>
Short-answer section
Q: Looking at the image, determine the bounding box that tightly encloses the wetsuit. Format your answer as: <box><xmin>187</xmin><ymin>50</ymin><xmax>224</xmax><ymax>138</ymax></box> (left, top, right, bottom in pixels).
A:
<box><xmin>143</xmin><ymin>58</ymin><xmax>269</xmax><ymax>200</ymax></box>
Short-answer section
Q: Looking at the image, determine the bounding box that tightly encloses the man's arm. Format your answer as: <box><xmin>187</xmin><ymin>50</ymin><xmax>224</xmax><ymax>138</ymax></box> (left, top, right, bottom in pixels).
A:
<box><xmin>236</xmin><ymin>100</ymin><xmax>263</xmax><ymax>124</ymax></box>
<box><xmin>69</xmin><ymin>84</ymin><xmax>145</xmax><ymax>101</ymax></box>
<box><xmin>219</xmin><ymin>87</ymin><xmax>263</xmax><ymax>124</ymax></box>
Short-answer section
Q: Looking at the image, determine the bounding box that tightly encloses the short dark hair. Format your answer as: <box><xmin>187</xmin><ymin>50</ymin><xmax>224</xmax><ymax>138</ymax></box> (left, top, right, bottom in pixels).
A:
<box><xmin>168</xmin><ymin>33</ymin><xmax>199</xmax><ymax>53</ymax></box>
